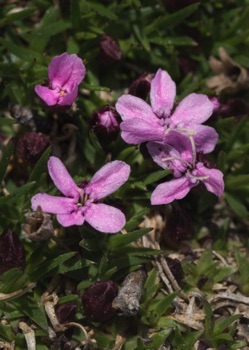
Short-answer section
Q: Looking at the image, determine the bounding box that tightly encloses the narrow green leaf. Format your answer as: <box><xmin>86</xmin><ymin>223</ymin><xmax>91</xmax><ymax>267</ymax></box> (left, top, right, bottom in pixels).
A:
<box><xmin>28</xmin><ymin>146</ymin><xmax>51</xmax><ymax>182</ymax></box>
<box><xmin>0</xmin><ymin>141</ymin><xmax>13</xmax><ymax>183</ymax></box>
<box><xmin>108</xmin><ymin>227</ymin><xmax>151</xmax><ymax>249</ymax></box>
<box><xmin>157</xmin><ymin>3</ymin><xmax>200</xmax><ymax>30</ymax></box>
<box><xmin>11</xmin><ymin>296</ymin><xmax>48</xmax><ymax>330</ymax></box>
<box><xmin>0</xmin><ymin>7</ymin><xmax>36</xmax><ymax>27</ymax></box>
<box><xmin>214</xmin><ymin>314</ymin><xmax>241</xmax><ymax>335</ymax></box>
<box><xmin>213</xmin><ymin>266</ymin><xmax>237</xmax><ymax>283</ymax></box>
<box><xmin>0</xmin><ymin>182</ymin><xmax>36</xmax><ymax>205</ymax></box>
<box><xmin>153</xmin><ymin>292</ymin><xmax>178</xmax><ymax>319</ymax></box>
<box><xmin>30</xmin><ymin>252</ymin><xmax>76</xmax><ymax>280</ymax></box>
<box><xmin>125</xmin><ymin>208</ymin><xmax>150</xmax><ymax>231</ymax></box>
<box><xmin>143</xmin><ymin>169</ymin><xmax>170</xmax><ymax>185</ymax></box>
<box><xmin>225</xmin><ymin>193</ymin><xmax>249</xmax><ymax>218</ymax></box>
<box><xmin>70</xmin><ymin>0</ymin><xmax>81</xmax><ymax>29</ymax></box>
<box><xmin>203</xmin><ymin>299</ymin><xmax>214</xmax><ymax>338</ymax></box>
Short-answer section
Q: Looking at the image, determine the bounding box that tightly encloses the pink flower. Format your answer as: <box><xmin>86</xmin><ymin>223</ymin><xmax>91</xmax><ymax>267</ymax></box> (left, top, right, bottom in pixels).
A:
<box><xmin>147</xmin><ymin>132</ymin><xmax>224</xmax><ymax>205</ymax></box>
<box><xmin>35</xmin><ymin>53</ymin><xmax>86</xmax><ymax>107</ymax></box>
<box><xmin>116</xmin><ymin>69</ymin><xmax>218</xmax><ymax>154</ymax></box>
<box><xmin>31</xmin><ymin>157</ymin><xmax>130</xmax><ymax>233</ymax></box>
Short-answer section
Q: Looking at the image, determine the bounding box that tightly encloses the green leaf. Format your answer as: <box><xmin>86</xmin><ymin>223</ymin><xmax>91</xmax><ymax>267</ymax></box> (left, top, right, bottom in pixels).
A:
<box><xmin>149</xmin><ymin>36</ymin><xmax>196</xmax><ymax>47</ymax></box>
<box><xmin>11</xmin><ymin>296</ymin><xmax>48</xmax><ymax>330</ymax></box>
<box><xmin>0</xmin><ymin>182</ymin><xmax>36</xmax><ymax>205</ymax></box>
<box><xmin>28</xmin><ymin>146</ymin><xmax>51</xmax><ymax>182</ymax></box>
<box><xmin>152</xmin><ymin>292</ymin><xmax>178</xmax><ymax>319</ymax></box>
<box><xmin>0</xmin><ymin>268</ymin><xmax>29</xmax><ymax>294</ymax></box>
<box><xmin>70</xmin><ymin>0</ymin><xmax>81</xmax><ymax>29</ymax></box>
<box><xmin>132</xmin><ymin>23</ymin><xmax>150</xmax><ymax>51</ymax></box>
<box><xmin>143</xmin><ymin>169</ymin><xmax>170</xmax><ymax>185</ymax></box>
<box><xmin>81</xmin><ymin>1</ymin><xmax>118</xmax><ymax>20</ymax></box>
<box><xmin>213</xmin><ymin>266</ymin><xmax>237</xmax><ymax>283</ymax></box>
<box><xmin>30</xmin><ymin>252</ymin><xmax>76</xmax><ymax>280</ymax></box>
<box><xmin>0</xmin><ymin>38</ymin><xmax>44</xmax><ymax>62</ymax></box>
<box><xmin>225</xmin><ymin>193</ymin><xmax>249</xmax><ymax>218</ymax></box>
<box><xmin>125</xmin><ymin>208</ymin><xmax>150</xmax><ymax>231</ymax></box>
<box><xmin>0</xmin><ymin>141</ymin><xmax>13</xmax><ymax>184</ymax></box>
<box><xmin>0</xmin><ymin>7</ymin><xmax>36</xmax><ymax>27</ymax></box>
<box><xmin>226</xmin><ymin>175</ymin><xmax>249</xmax><ymax>190</ymax></box>
<box><xmin>213</xmin><ymin>314</ymin><xmax>241</xmax><ymax>335</ymax></box>
<box><xmin>108</xmin><ymin>227</ymin><xmax>152</xmax><ymax>249</ymax></box>
<box><xmin>157</xmin><ymin>3</ymin><xmax>200</xmax><ymax>30</ymax></box>
<box><xmin>203</xmin><ymin>299</ymin><xmax>214</xmax><ymax>338</ymax></box>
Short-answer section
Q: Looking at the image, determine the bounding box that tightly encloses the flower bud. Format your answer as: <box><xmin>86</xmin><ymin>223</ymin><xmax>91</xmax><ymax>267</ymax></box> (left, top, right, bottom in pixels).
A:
<box><xmin>55</xmin><ymin>302</ymin><xmax>77</xmax><ymax>324</ymax></box>
<box><xmin>218</xmin><ymin>98</ymin><xmax>249</xmax><ymax>119</ymax></box>
<box><xmin>209</xmin><ymin>96</ymin><xmax>221</xmax><ymax>113</ymax></box>
<box><xmin>91</xmin><ymin>105</ymin><xmax>120</xmax><ymax>142</ymax></box>
<box><xmin>128</xmin><ymin>73</ymin><xmax>153</xmax><ymax>100</ymax></box>
<box><xmin>82</xmin><ymin>280</ymin><xmax>118</xmax><ymax>322</ymax></box>
<box><xmin>0</xmin><ymin>229</ymin><xmax>26</xmax><ymax>274</ymax></box>
<box><xmin>165</xmin><ymin>257</ymin><xmax>185</xmax><ymax>285</ymax></box>
<box><xmin>15</xmin><ymin>131</ymin><xmax>50</xmax><ymax>164</ymax></box>
<box><xmin>99</xmin><ymin>34</ymin><xmax>122</xmax><ymax>63</ymax></box>
<box><xmin>197</xmin><ymin>338</ymin><xmax>212</xmax><ymax>350</ymax></box>
<box><xmin>163</xmin><ymin>206</ymin><xmax>192</xmax><ymax>248</ymax></box>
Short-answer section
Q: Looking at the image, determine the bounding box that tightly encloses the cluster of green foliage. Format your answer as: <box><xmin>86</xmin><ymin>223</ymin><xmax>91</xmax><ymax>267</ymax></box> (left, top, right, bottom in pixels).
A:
<box><xmin>1</xmin><ymin>0</ymin><xmax>249</xmax><ymax>349</ymax></box>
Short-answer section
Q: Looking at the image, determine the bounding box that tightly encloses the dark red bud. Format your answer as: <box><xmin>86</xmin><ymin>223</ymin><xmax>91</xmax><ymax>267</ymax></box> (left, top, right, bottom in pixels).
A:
<box><xmin>0</xmin><ymin>229</ymin><xmax>26</xmax><ymax>274</ymax></box>
<box><xmin>128</xmin><ymin>73</ymin><xmax>153</xmax><ymax>100</ymax></box>
<box><xmin>91</xmin><ymin>105</ymin><xmax>120</xmax><ymax>143</ymax></box>
<box><xmin>165</xmin><ymin>257</ymin><xmax>185</xmax><ymax>285</ymax></box>
<box><xmin>163</xmin><ymin>207</ymin><xmax>192</xmax><ymax>248</ymax></box>
<box><xmin>55</xmin><ymin>302</ymin><xmax>77</xmax><ymax>324</ymax></box>
<box><xmin>218</xmin><ymin>98</ymin><xmax>249</xmax><ymax>120</ymax></box>
<box><xmin>163</xmin><ymin>0</ymin><xmax>201</xmax><ymax>12</ymax></box>
<box><xmin>15</xmin><ymin>131</ymin><xmax>50</xmax><ymax>164</ymax></box>
<box><xmin>99</xmin><ymin>34</ymin><xmax>122</xmax><ymax>63</ymax></box>
<box><xmin>197</xmin><ymin>338</ymin><xmax>212</xmax><ymax>350</ymax></box>
<box><xmin>82</xmin><ymin>280</ymin><xmax>118</xmax><ymax>322</ymax></box>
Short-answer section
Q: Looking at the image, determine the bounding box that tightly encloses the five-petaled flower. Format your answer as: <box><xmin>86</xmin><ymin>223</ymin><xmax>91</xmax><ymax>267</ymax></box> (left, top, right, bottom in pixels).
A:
<box><xmin>116</xmin><ymin>68</ymin><xmax>218</xmax><ymax>154</ymax></box>
<box><xmin>31</xmin><ymin>157</ymin><xmax>130</xmax><ymax>233</ymax></box>
<box><xmin>147</xmin><ymin>131</ymin><xmax>224</xmax><ymax>205</ymax></box>
<box><xmin>35</xmin><ymin>53</ymin><xmax>86</xmax><ymax>107</ymax></box>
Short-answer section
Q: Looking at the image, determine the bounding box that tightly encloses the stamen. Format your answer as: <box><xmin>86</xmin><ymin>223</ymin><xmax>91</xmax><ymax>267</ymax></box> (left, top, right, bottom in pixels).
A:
<box><xmin>161</xmin><ymin>156</ymin><xmax>192</xmax><ymax>168</ymax></box>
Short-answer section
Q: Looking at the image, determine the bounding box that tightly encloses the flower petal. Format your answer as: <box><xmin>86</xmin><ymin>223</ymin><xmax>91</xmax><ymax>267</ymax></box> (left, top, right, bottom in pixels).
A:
<box><xmin>195</xmin><ymin>164</ymin><xmax>224</xmax><ymax>197</ymax></box>
<box><xmin>56</xmin><ymin>210</ymin><xmax>85</xmax><ymax>227</ymax></box>
<box><xmin>191</xmin><ymin>124</ymin><xmax>218</xmax><ymax>154</ymax></box>
<box><xmin>84</xmin><ymin>203</ymin><xmax>125</xmax><ymax>233</ymax></box>
<box><xmin>31</xmin><ymin>193</ymin><xmax>76</xmax><ymax>214</ymax></box>
<box><xmin>151</xmin><ymin>176</ymin><xmax>194</xmax><ymax>205</ymax></box>
<box><xmin>34</xmin><ymin>85</ymin><xmax>60</xmax><ymax>106</ymax></box>
<box><xmin>147</xmin><ymin>136</ymin><xmax>192</xmax><ymax>176</ymax></box>
<box><xmin>150</xmin><ymin>69</ymin><xmax>176</xmax><ymax>118</ymax></box>
<box><xmin>85</xmin><ymin>161</ymin><xmax>130</xmax><ymax>200</ymax></box>
<box><xmin>171</xmin><ymin>93</ymin><xmax>214</xmax><ymax>125</ymax></box>
<box><xmin>120</xmin><ymin>118</ymin><xmax>165</xmax><ymax>144</ymax></box>
<box><xmin>58</xmin><ymin>85</ymin><xmax>79</xmax><ymax>106</ymax></box>
<box><xmin>116</xmin><ymin>94</ymin><xmax>156</xmax><ymax>122</ymax></box>
<box><xmin>48</xmin><ymin>156</ymin><xmax>79</xmax><ymax>198</ymax></box>
<box><xmin>49</xmin><ymin>53</ymin><xmax>86</xmax><ymax>91</ymax></box>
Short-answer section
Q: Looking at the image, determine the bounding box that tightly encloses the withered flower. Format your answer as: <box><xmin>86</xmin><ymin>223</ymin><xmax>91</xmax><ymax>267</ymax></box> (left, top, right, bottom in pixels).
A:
<box><xmin>22</xmin><ymin>207</ymin><xmax>54</xmax><ymax>241</ymax></box>
<box><xmin>206</xmin><ymin>47</ymin><xmax>249</xmax><ymax>94</ymax></box>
